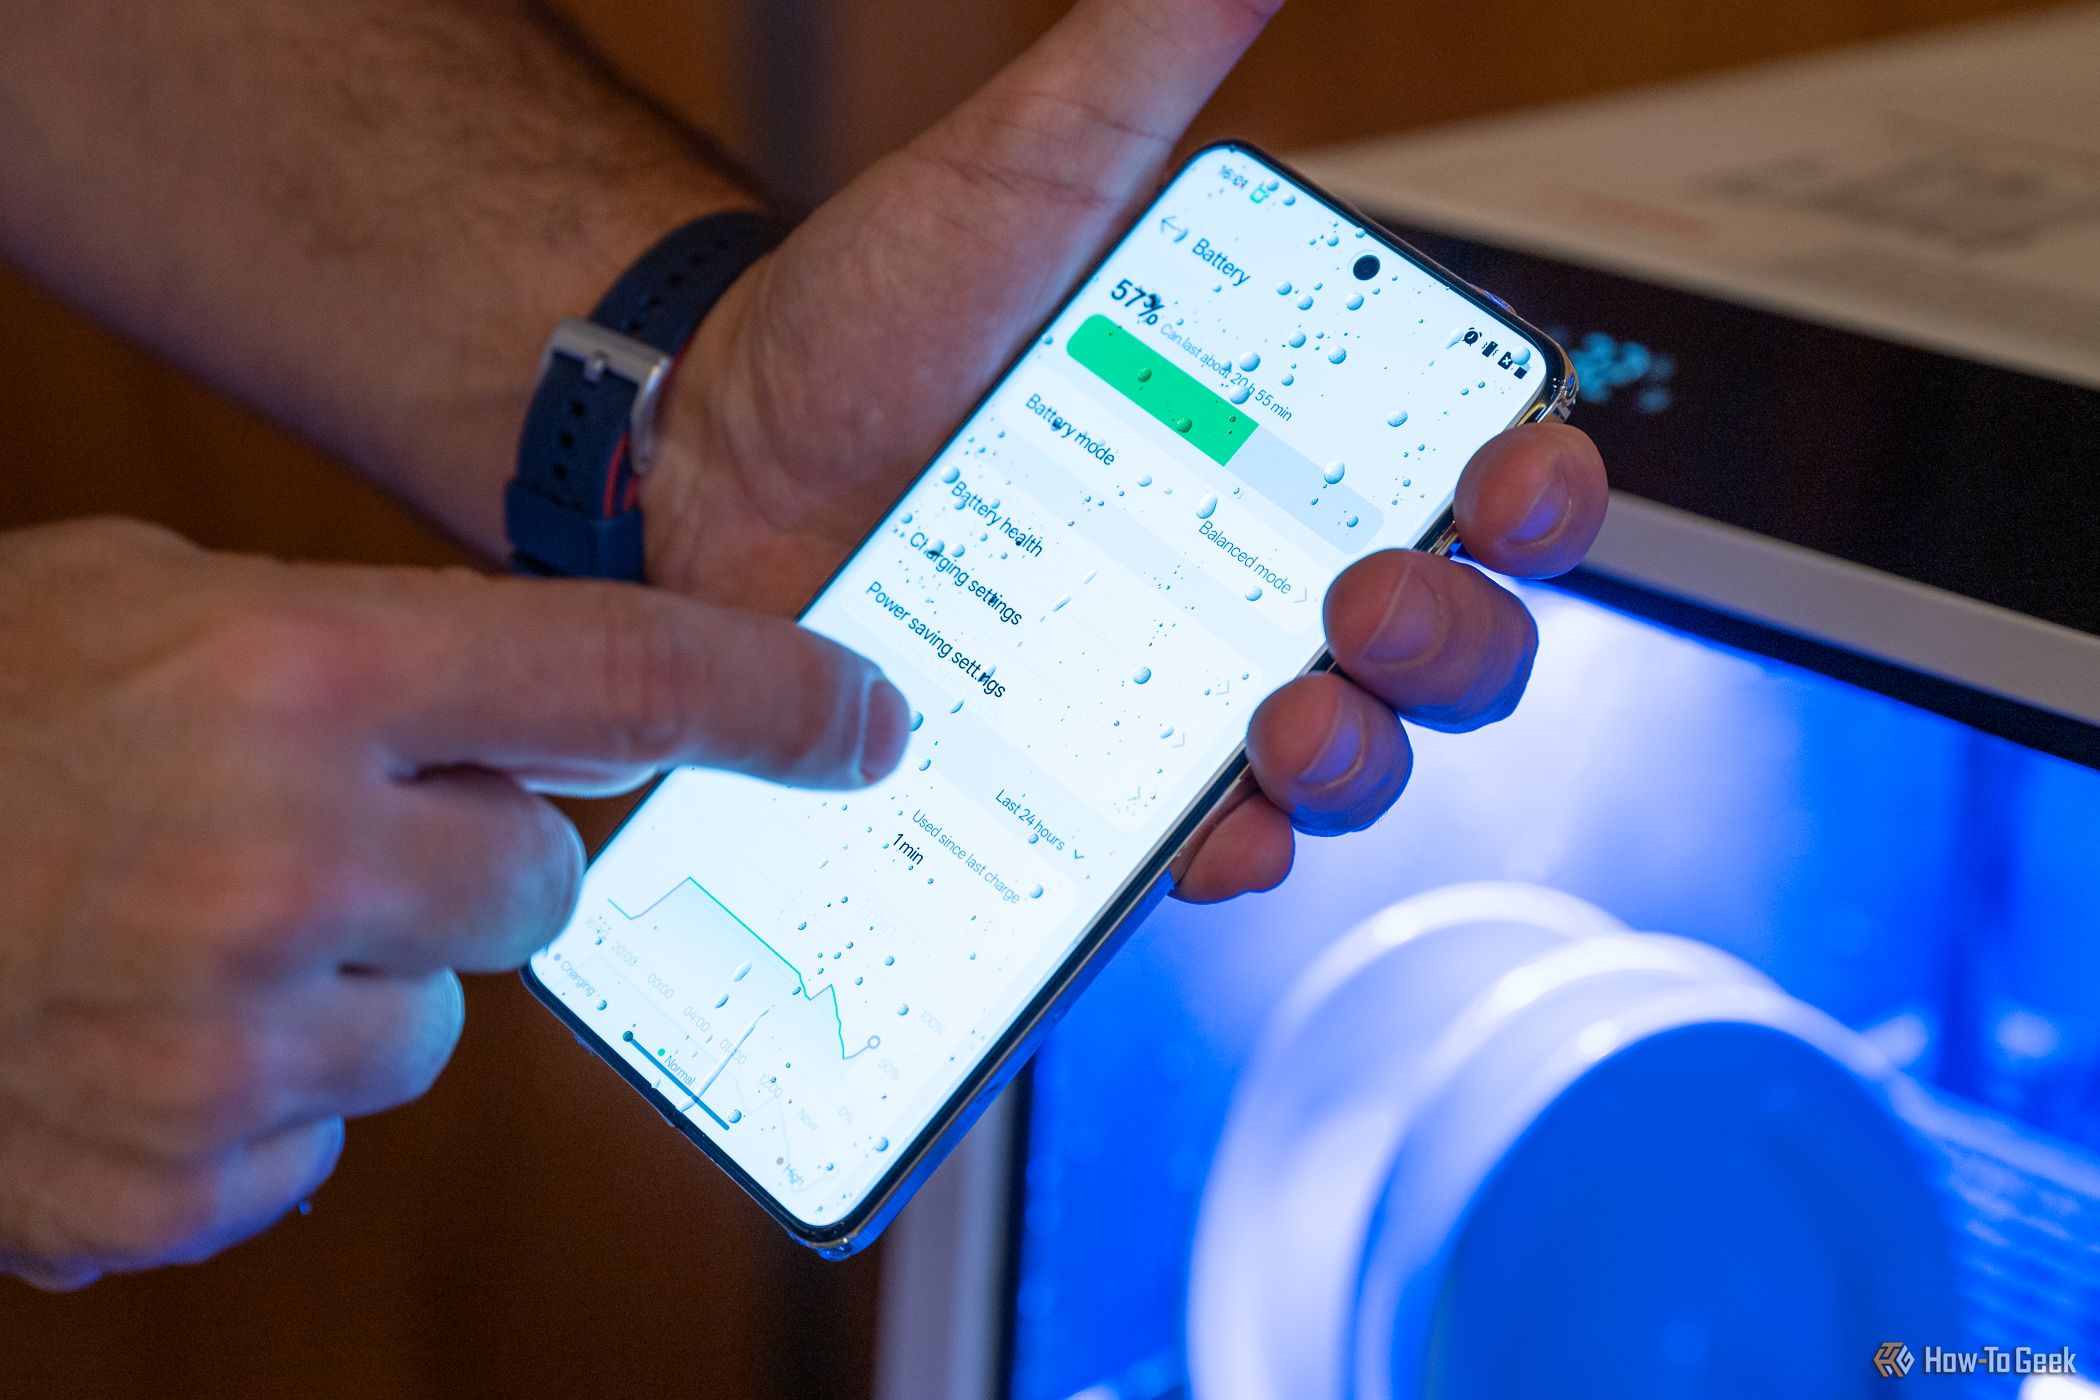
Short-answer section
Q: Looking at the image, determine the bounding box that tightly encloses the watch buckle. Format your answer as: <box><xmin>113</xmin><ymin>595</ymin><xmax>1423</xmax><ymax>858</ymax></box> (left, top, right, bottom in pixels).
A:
<box><xmin>542</xmin><ymin>317</ymin><xmax>675</xmax><ymax>475</ymax></box>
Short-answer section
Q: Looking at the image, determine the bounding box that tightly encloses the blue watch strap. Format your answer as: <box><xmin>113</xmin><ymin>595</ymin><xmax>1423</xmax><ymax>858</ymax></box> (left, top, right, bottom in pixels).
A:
<box><xmin>507</xmin><ymin>210</ymin><xmax>787</xmax><ymax>579</ymax></box>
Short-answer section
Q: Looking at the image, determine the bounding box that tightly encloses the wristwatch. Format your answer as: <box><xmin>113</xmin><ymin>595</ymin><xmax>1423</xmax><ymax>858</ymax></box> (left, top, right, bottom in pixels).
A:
<box><xmin>506</xmin><ymin>210</ymin><xmax>786</xmax><ymax>579</ymax></box>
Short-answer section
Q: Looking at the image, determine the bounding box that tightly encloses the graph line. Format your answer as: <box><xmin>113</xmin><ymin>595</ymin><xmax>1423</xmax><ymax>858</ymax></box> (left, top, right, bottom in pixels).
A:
<box><xmin>609</xmin><ymin>877</ymin><xmax>860</xmax><ymax>1060</ymax></box>
<box><xmin>621</xmin><ymin>1030</ymin><xmax>732</xmax><ymax>1130</ymax></box>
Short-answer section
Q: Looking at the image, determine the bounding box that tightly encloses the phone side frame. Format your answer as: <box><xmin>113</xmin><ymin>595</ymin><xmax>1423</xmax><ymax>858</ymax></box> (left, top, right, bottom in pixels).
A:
<box><xmin>522</xmin><ymin>139</ymin><xmax>1574</xmax><ymax>1258</ymax></box>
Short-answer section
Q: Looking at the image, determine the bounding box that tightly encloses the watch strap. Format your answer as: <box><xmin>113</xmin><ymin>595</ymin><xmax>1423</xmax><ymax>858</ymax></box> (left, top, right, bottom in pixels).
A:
<box><xmin>507</xmin><ymin>210</ymin><xmax>786</xmax><ymax>579</ymax></box>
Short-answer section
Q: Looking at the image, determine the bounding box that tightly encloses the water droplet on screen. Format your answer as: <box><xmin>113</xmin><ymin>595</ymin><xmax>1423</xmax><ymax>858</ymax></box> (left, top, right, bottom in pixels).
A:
<box><xmin>1136</xmin><ymin>473</ymin><xmax>1153</xmax><ymax>487</ymax></box>
<box><xmin>1511</xmin><ymin>345</ymin><xmax>1533</xmax><ymax>364</ymax></box>
<box><xmin>1275</xmin><ymin>280</ymin><xmax>1293</xmax><ymax>295</ymax></box>
<box><xmin>1029</xmin><ymin>885</ymin><xmax>1045</xmax><ymax>899</ymax></box>
<box><xmin>1172</xmin><ymin>416</ymin><xmax>1193</xmax><ymax>434</ymax></box>
<box><xmin>1296</xmin><ymin>294</ymin><xmax>1314</xmax><ymax>311</ymax></box>
<box><xmin>1238</xmin><ymin>351</ymin><xmax>1261</xmax><ymax>371</ymax></box>
<box><xmin>939</xmin><ymin>464</ymin><xmax>960</xmax><ymax>483</ymax></box>
<box><xmin>1244</xmin><ymin>584</ymin><xmax>1264</xmax><ymax>601</ymax></box>
<box><xmin>1280</xmin><ymin>374</ymin><xmax>1294</xmax><ymax>386</ymax></box>
<box><xmin>1327</xmin><ymin>347</ymin><xmax>1348</xmax><ymax>364</ymax></box>
<box><xmin>1345</xmin><ymin>513</ymin><xmax>1360</xmax><ymax>528</ymax></box>
<box><xmin>727</xmin><ymin>1109</ymin><xmax>743</xmax><ymax>1124</ymax></box>
<box><xmin>1135</xmin><ymin>367</ymin><xmax>1152</xmax><ymax>382</ymax></box>
<box><xmin>897</xmin><ymin>1004</ymin><xmax>910</xmax><ymax>1016</ymax></box>
<box><xmin>1282</xmin><ymin>192</ymin><xmax>1296</xmax><ymax>205</ymax></box>
<box><xmin>884</xmin><ymin>955</ymin><xmax>896</xmax><ymax>966</ymax></box>
<box><xmin>714</xmin><ymin>993</ymin><xmax>729</xmax><ymax>1008</ymax></box>
<box><xmin>1132</xmin><ymin>666</ymin><xmax>1153</xmax><ymax>684</ymax></box>
<box><xmin>949</xmin><ymin>699</ymin><xmax>964</xmax><ymax>714</ymax></box>
<box><xmin>1322</xmin><ymin>460</ymin><xmax>1348</xmax><ymax>484</ymax></box>
<box><xmin>1227</xmin><ymin>385</ymin><xmax>1251</xmax><ymax>405</ymax></box>
<box><xmin>1346</xmin><ymin>293</ymin><xmax>1365</xmax><ymax>310</ymax></box>
<box><xmin>798</xmin><ymin>920</ymin><xmax>809</xmax><ymax>931</ymax></box>
<box><xmin>1325</xmin><ymin>234</ymin><xmax>1341</xmax><ymax>247</ymax></box>
<box><xmin>900</xmin><ymin>511</ymin><xmax>914</xmax><ymax>524</ymax></box>
<box><xmin>918</xmin><ymin>758</ymin><xmax>932</xmax><ymax>771</ymax></box>
<box><xmin>1388</xmin><ymin>410</ymin><xmax>1410</xmax><ymax>427</ymax></box>
<box><xmin>1195</xmin><ymin>493</ymin><xmax>1218</xmax><ymax>519</ymax></box>
<box><xmin>874</xmin><ymin>1137</ymin><xmax>890</xmax><ymax>1151</ymax></box>
<box><xmin>732</xmin><ymin>961</ymin><xmax>752</xmax><ymax>982</ymax></box>
<box><xmin>1287</xmin><ymin>332</ymin><xmax>1307</xmax><ymax>350</ymax></box>
<box><xmin>1160</xmin><ymin>725</ymin><xmax>1175</xmax><ymax>739</ymax></box>
<box><xmin>1052</xmin><ymin>594</ymin><xmax>1070</xmax><ymax>611</ymax></box>
<box><xmin>596</xmin><ymin>998</ymin><xmax>608</xmax><ymax>1010</ymax></box>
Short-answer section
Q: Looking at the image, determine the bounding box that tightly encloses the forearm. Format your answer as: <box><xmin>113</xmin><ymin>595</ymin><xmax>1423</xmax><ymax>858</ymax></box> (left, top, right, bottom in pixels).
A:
<box><xmin>0</xmin><ymin>0</ymin><xmax>753</xmax><ymax>557</ymax></box>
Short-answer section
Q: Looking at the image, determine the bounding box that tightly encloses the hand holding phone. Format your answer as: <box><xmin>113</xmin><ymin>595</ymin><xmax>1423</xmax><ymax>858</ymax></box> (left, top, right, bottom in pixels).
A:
<box><xmin>530</xmin><ymin>142</ymin><xmax>1604</xmax><ymax>1255</ymax></box>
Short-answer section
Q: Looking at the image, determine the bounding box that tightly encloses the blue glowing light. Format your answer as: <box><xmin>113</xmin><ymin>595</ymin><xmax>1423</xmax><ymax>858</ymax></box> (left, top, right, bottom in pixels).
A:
<box><xmin>1006</xmin><ymin>582</ymin><xmax>2100</xmax><ymax>1400</ymax></box>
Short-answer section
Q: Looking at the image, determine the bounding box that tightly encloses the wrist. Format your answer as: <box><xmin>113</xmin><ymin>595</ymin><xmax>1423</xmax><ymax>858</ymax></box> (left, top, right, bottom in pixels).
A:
<box><xmin>394</xmin><ymin>179</ymin><xmax>763</xmax><ymax>564</ymax></box>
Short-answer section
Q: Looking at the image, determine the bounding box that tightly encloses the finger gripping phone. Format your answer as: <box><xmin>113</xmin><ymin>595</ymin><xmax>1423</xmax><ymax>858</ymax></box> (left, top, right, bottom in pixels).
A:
<box><xmin>526</xmin><ymin>144</ymin><xmax>1573</xmax><ymax>1257</ymax></box>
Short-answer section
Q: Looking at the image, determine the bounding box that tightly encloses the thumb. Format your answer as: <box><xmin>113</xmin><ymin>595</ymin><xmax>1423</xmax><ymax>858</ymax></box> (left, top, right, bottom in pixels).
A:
<box><xmin>372</xmin><ymin>573</ymin><xmax>912</xmax><ymax>794</ymax></box>
<box><xmin>757</xmin><ymin>0</ymin><xmax>1287</xmax><ymax>463</ymax></box>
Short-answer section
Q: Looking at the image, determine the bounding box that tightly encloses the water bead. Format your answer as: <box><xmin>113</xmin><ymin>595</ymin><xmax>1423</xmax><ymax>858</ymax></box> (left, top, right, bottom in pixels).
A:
<box><xmin>1238</xmin><ymin>351</ymin><xmax>1261</xmax><ymax>371</ymax></box>
<box><xmin>1322</xmin><ymin>460</ymin><xmax>1347</xmax><ymax>485</ymax></box>
<box><xmin>1327</xmin><ymin>347</ymin><xmax>1348</xmax><ymax>364</ymax></box>
<box><xmin>1387</xmin><ymin>410</ymin><xmax>1410</xmax><ymax>427</ymax></box>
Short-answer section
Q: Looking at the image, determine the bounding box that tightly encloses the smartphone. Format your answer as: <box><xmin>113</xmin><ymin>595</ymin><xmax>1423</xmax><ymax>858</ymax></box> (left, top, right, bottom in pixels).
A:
<box><xmin>525</xmin><ymin>143</ymin><xmax>1574</xmax><ymax>1257</ymax></box>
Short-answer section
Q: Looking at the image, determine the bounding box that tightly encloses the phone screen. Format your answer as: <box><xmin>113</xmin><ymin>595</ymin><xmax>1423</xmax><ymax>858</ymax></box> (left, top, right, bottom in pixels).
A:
<box><xmin>527</xmin><ymin>145</ymin><xmax>1559</xmax><ymax>1239</ymax></box>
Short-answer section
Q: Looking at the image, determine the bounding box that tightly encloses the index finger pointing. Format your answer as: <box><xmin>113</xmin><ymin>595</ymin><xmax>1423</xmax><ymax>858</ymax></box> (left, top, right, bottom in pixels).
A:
<box><xmin>372</xmin><ymin>574</ymin><xmax>910</xmax><ymax>791</ymax></box>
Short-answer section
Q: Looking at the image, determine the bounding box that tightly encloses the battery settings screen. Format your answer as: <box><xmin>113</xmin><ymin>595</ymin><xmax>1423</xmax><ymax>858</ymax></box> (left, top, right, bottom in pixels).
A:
<box><xmin>529</xmin><ymin>147</ymin><xmax>1551</xmax><ymax>1230</ymax></box>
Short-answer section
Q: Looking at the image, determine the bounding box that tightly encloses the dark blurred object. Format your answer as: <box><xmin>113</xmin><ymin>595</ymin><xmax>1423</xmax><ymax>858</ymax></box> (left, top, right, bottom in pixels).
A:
<box><xmin>0</xmin><ymin>1</ymin><xmax>2063</xmax><ymax>1397</ymax></box>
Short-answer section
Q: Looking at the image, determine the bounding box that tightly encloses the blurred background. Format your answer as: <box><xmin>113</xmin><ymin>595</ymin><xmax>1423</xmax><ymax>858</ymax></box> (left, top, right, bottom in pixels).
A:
<box><xmin>0</xmin><ymin>1</ymin><xmax>2069</xmax><ymax>1396</ymax></box>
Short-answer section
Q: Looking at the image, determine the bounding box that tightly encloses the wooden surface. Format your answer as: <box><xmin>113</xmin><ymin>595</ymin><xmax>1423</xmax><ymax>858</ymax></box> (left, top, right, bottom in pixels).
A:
<box><xmin>0</xmin><ymin>1</ymin><xmax>2052</xmax><ymax>1396</ymax></box>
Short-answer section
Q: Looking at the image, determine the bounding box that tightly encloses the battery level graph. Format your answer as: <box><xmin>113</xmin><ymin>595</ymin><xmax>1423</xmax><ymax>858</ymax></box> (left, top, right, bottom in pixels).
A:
<box><xmin>606</xmin><ymin>876</ymin><xmax>886</xmax><ymax>1130</ymax></box>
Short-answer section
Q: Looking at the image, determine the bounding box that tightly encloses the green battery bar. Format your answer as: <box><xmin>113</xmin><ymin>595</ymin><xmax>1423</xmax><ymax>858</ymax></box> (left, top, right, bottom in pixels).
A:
<box><xmin>1065</xmin><ymin>314</ymin><xmax>1257</xmax><ymax>468</ymax></box>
